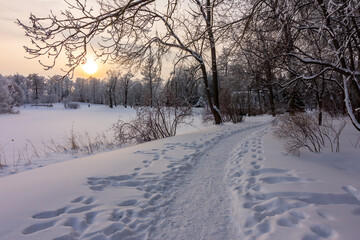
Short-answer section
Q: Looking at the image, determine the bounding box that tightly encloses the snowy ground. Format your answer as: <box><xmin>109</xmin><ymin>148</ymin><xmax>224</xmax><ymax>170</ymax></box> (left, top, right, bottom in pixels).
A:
<box><xmin>0</xmin><ymin>108</ymin><xmax>359</xmax><ymax>240</ymax></box>
<box><xmin>0</xmin><ymin>103</ymin><xmax>134</xmax><ymax>175</ymax></box>
<box><xmin>227</xmin><ymin>121</ymin><xmax>360</xmax><ymax>240</ymax></box>
<box><xmin>0</xmin><ymin>103</ymin><xmax>207</xmax><ymax>176</ymax></box>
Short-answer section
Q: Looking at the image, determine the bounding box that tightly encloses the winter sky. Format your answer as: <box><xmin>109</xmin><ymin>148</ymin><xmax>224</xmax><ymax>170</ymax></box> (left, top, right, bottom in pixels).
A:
<box><xmin>0</xmin><ymin>0</ymin><xmax>108</xmax><ymax>79</ymax></box>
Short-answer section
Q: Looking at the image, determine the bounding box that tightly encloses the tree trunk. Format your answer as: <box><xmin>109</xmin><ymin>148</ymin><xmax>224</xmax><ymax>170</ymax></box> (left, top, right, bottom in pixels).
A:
<box><xmin>268</xmin><ymin>85</ymin><xmax>276</xmax><ymax>117</ymax></box>
<box><xmin>315</xmin><ymin>78</ymin><xmax>325</xmax><ymax>126</ymax></box>
<box><xmin>247</xmin><ymin>87</ymin><xmax>251</xmax><ymax>116</ymax></box>
<box><xmin>200</xmin><ymin>62</ymin><xmax>221</xmax><ymax>124</ymax></box>
<box><xmin>35</xmin><ymin>82</ymin><xmax>39</xmax><ymax>100</ymax></box>
<box><xmin>206</xmin><ymin>0</ymin><xmax>220</xmax><ymax>110</ymax></box>
<box><xmin>109</xmin><ymin>92</ymin><xmax>113</xmax><ymax>108</ymax></box>
<box><xmin>257</xmin><ymin>90</ymin><xmax>263</xmax><ymax>114</ymax></box>
<box><xmin>150</xmin><ymin>77</ymin><xmax>153</xmax><ymax>107</ymax></box>
<box><xmin>124</xmin><ymin>88</ymin><xmax>128</xmax><ymax>108</ymax></box>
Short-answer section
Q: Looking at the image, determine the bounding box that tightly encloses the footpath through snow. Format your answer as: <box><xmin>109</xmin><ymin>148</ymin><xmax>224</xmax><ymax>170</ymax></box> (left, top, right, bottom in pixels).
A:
<box><xmin>0</xmin><ymin>118</ymin><xmax>270</xmax><ymax>240</ymax></box>
<box><xmin>151</xmin><ymin>124</ymin><xmax>268</xmax><ymax>240</ymax></box>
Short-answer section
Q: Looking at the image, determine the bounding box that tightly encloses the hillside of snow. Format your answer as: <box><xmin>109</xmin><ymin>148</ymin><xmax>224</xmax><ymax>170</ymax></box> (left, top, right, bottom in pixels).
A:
<box><xmin>0</xmin><ymin>106</ymin><xmax>359</xmax><ymax>240</ymax></box>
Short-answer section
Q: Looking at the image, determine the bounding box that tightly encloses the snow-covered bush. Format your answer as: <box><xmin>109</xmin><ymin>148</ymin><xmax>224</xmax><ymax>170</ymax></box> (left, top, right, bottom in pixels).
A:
<box><xmin>273</xmin><ymin>112</ymin><xmax>346</xmax><ymax>155</ymax></box>
<box><xmin>273</xmin><ymin>113</ymin><xmax>324</xmax><ymax>155</ymax></box>
<box><xmin>112</xmin><ymin>101</ymin><xmax>192</xmax><ymax>144</ymax></box>
<box><xmin>321</xmin><ymin>114</ymin><xmax>346</xmax><ymax>152</ymax></box>
<box><xmin>0</xmin><ymin>75</ymin><xmax>23</xmax><ymax>113</ymax></box>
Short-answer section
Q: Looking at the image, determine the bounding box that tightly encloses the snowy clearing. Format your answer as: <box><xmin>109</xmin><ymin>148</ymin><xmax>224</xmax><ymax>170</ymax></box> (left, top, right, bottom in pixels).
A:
<box><xmin>0</xmin><ymin>113</ymin><xmax>359</xmax><ymax>240</ymax></box>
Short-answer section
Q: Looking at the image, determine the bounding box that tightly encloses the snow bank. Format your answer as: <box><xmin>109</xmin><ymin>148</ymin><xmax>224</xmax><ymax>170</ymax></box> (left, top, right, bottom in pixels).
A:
<box><xmin>226</xmin><ymin>121</ymin><xmax>360</xmax><ymax>240</ymax></box>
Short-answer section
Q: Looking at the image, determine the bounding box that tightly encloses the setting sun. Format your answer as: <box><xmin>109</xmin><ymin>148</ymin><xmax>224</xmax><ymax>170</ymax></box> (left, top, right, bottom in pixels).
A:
<box><xmin>82</xmin><ymin>58</ymin><xmax>98</xmax><ymax>75</ymax></box>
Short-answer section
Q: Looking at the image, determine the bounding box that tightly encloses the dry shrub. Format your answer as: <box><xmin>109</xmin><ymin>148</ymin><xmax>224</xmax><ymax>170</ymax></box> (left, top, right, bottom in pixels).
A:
<box><xmin>112</xmin><ymin>101</ymin><xmax>192</xmax><ymax>145</ymax></box>
<box><xmin>273</xmin><ymin>113</ymin><xmax>324</xmax><ymax>155</ymax></box>
<box><xmin>273</xmin><ymin>112</ymin><xmax>346</xmax><ymax>155</ymax></box>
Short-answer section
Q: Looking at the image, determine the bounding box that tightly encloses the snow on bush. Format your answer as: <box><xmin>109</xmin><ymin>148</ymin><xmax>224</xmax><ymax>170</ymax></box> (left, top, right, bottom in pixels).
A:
<box><xmin>273</xmin><ymin>112</ymin><xmax>346</xmax><ymax>155</ymax></box>
<box><xmin>0</xmin><ymin>75</ymin><xmax>23</xmax><ymax>113</ymax></box>
<box><xmin>112</xmin><ymin>102</ymin><xmax>192</xmax><ymax>144</ymax></box>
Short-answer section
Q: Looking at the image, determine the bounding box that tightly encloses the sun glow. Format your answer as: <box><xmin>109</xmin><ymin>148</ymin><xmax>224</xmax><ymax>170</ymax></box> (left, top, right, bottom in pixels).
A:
<box><xmin>82</xmin><ymin>58</ymin><xmax>98</xmax><ymax>75</ymax></box>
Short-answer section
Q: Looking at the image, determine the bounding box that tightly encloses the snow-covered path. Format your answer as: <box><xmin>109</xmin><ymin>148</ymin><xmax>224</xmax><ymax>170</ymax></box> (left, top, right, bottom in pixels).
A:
<box><xmin>152</xmin><ymin>126</ymin><xmax>265</xmax><ymax>240</ymax></box>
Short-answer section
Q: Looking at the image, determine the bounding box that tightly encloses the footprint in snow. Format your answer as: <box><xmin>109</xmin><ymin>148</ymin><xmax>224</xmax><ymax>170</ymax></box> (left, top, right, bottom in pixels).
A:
<box><xmin>277</xmin><ymin>211</ymin><xmax>306</xmax><ymax>227</ymax></box>
<box><xmin>87</xmin><ymin>174</ymin><xmax>135</xmax><ymax>191</ymax></box>
<box><xmin>310</xmin><ymin>225</ymin><xmax>335</xmax><ymax>239</ymax></box>
<box><xmin>317</xmin><ymin>210</ymin><xmax>335</xmax><ymax>220</ymax></box>
<box><xmin>71</xmin><ymin>195</ymin><xmax>86</xmax><ymax>203</ymax></box>
<box><xmin>277</xmin><ymin>216</ymin><xmax>298</xmax><ymax>227</ymax></box>
<box><xmin>302</xmin><ymin>233</ymin><xmax>322</xmax><ymax>240</ymax></box>
<box><xmin>260</xmin><ymin>176</ymin><xmax>312</xmax><ymax>184</ymax></box>
<box><xmin>251</xmin><ymin>168</ymin><xmax>290</xmax><ymax>176</ymax></box>
<box><xmin>342</xmin><ymin>185</ymin><xmax>360</xmax><ymax>202</ymax></box>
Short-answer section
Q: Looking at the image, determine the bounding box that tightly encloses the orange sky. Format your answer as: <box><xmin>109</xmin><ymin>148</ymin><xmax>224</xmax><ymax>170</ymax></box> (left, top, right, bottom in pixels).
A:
<box><xmin>0</xmin><ymin>0</ymin><xmax>175</xmax><ymax>81</ymax></box>
<box><xmin>0</xmin><ymin>0</ymin><xmax>109</xmax><ymax>80</ymax></box>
